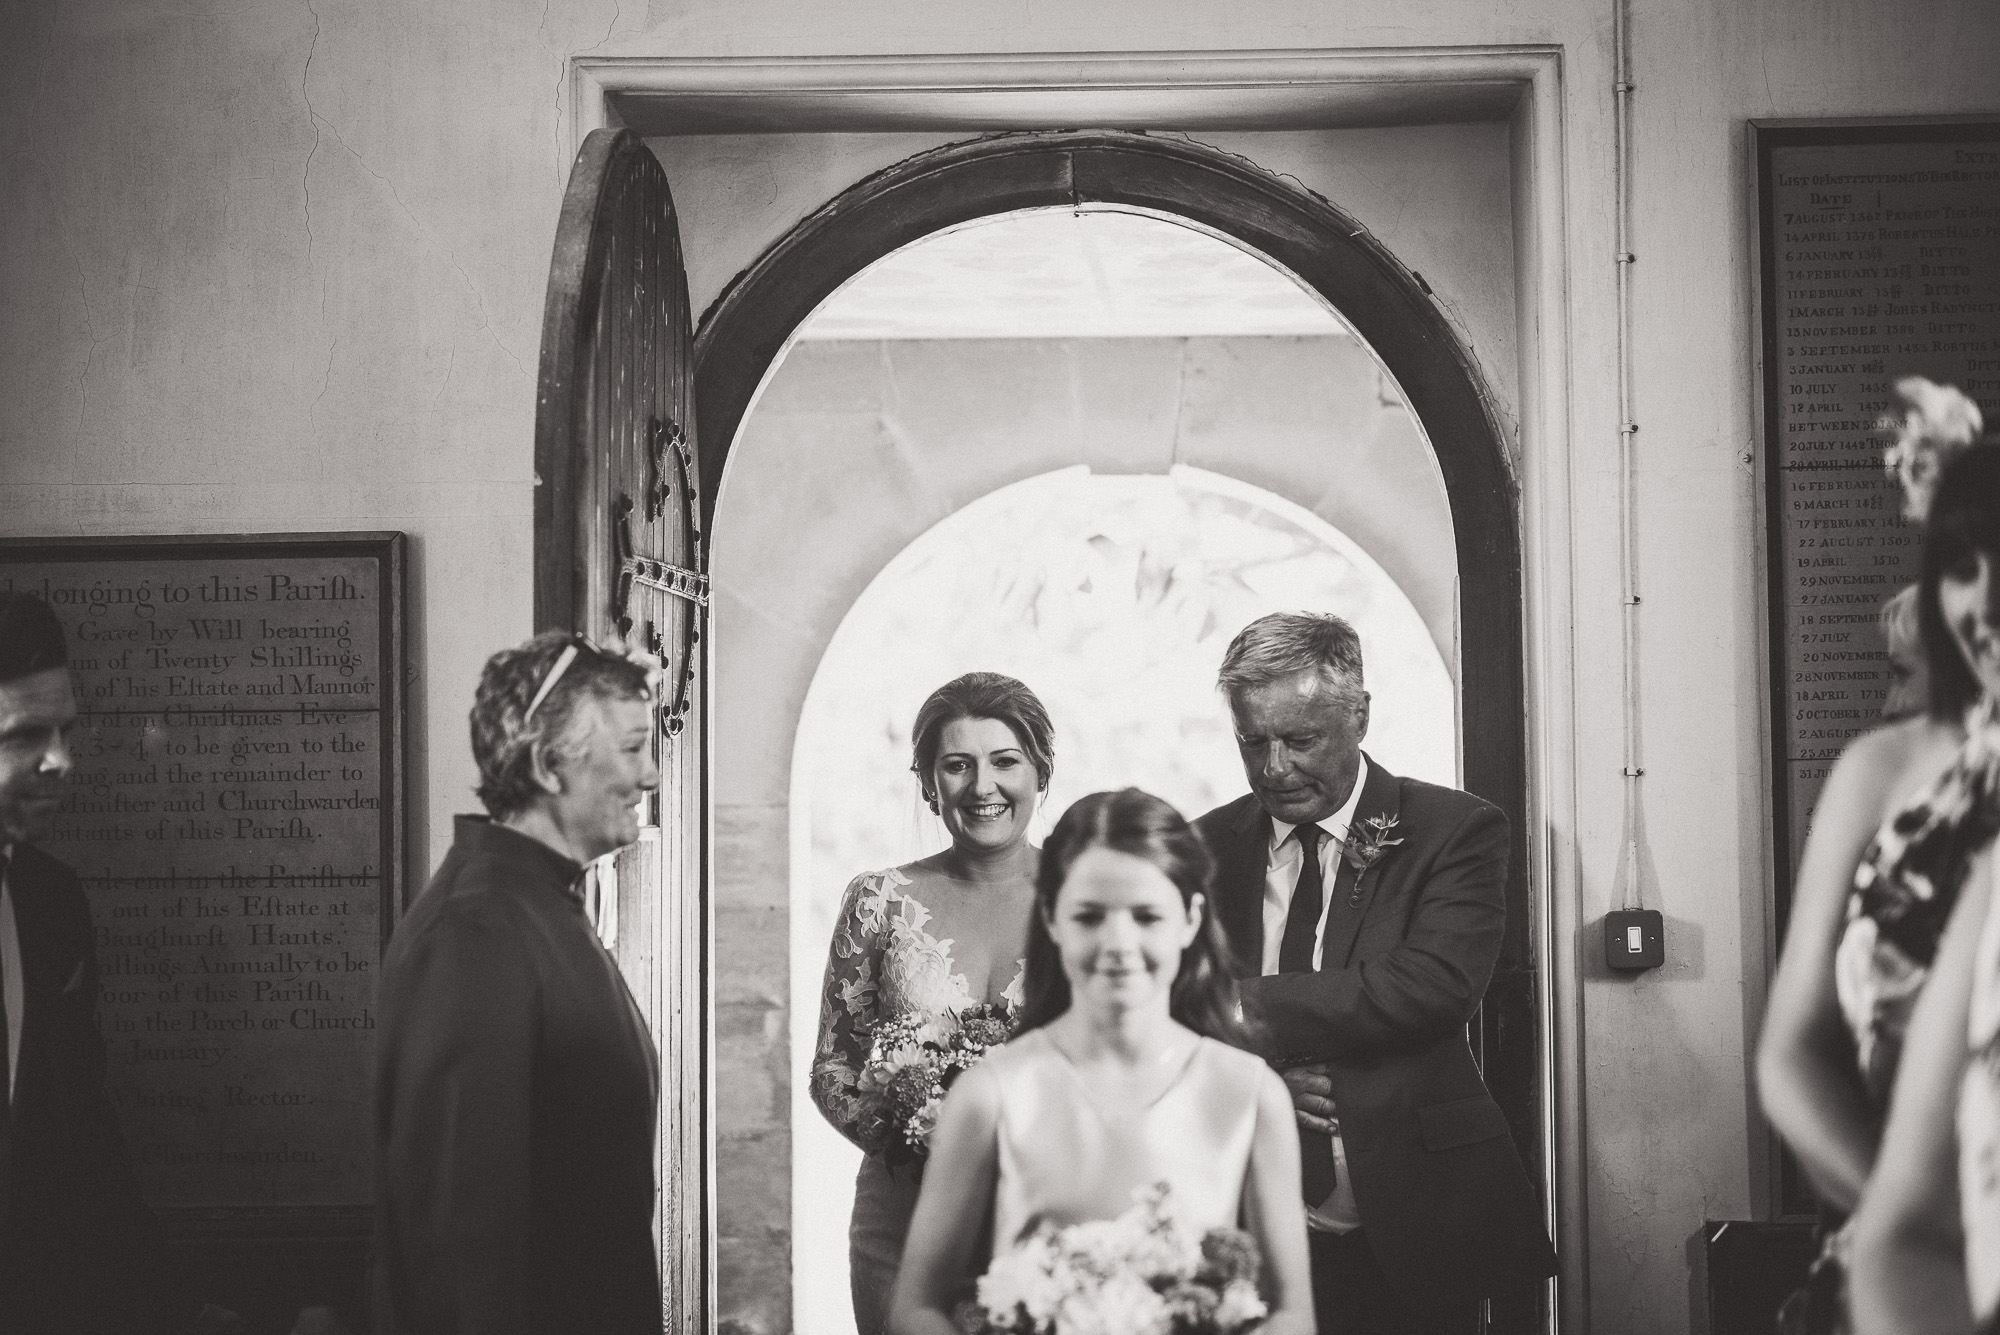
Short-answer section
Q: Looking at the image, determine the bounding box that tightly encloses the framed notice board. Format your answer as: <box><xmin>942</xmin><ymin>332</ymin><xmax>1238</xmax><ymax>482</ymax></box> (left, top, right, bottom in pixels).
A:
<box><xmin>1757</xmin><ymin>117</ymin><xmax>2000</xmax><ymax>928</ymax></box>
<box><xmin>0</xmin><ymin>532</ymin><xmax>406</xmax><ymax>1230</ymax></box>
<box><xmin>1755</xmin><ymin>120</ymin><xmax>2000</xmax><ymax>1216</ymax></box>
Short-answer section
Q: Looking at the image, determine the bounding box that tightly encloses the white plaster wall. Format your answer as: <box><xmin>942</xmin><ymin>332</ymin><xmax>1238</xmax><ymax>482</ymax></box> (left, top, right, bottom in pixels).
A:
<box><xmin>2</xmin><ymin>2</ymin><xmax>1998</xmax><ymax>1333</ymax></box>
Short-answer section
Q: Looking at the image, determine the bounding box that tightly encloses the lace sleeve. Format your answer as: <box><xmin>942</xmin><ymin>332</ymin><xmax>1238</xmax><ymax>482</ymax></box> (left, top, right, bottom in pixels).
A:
<box><xmin>812</xmin><ymin>871</ymin><xmax>891</xmax><ymax>1152</ymax></box>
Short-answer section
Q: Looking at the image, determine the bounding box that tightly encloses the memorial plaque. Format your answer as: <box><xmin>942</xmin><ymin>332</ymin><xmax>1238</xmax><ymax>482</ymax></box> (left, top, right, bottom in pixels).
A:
<box><xmin>0</xmin><ymin>533</ymin><xmax>405</xmax><ymax>1215</ymax></box>
<box><xmin>1758</xmin><ymin>118</ymin><xmax>2000</xmax><ymax>928</ymax></box>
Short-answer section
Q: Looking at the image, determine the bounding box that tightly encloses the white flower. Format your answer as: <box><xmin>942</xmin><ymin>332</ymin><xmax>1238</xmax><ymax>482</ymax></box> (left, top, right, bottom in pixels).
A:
<box><xmin>1883</xmin><ymin>376</ymin><xmax>1986</xmax><ymax>521</ymax></box>
<box><xmin>1214</xmin><ymin>1280</ymin><xmax>1268</xmax><ymax>1332</ymax></box>
<box><xmin>978</xmin><ymin>1235</ymin><xmax>1062</xmax><ymax>1330</ymax></box>
<box><xmin>975</xmin><ymin>1185</ymin><xmax>1262</xmax><ymax>1335</ymax></box>
<box><xmin>906</xmin><ymin>1092</ymin><xmax>945</xmax><ymax>1147</ymax></box>
<box><xmin>1054</xmin><ymin>1274</ymin><xmax>1171</xmax><ymax>1335</ymax></box>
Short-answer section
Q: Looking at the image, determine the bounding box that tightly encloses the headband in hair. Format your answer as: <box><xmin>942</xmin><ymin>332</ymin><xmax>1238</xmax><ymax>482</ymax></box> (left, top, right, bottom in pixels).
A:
<box><xmin>523</xmin><ymin>642</ymin><xmax>583</xmax><ymax>721</ymax></box>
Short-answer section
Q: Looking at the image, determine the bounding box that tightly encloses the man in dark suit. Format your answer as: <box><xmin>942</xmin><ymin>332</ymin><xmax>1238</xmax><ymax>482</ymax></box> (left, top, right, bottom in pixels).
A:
<box><xmin>0</xmin><ymin>590</ymin><xmax>191</xmax><ymax>1332</ymax></box>
<box><xmin>1195</xmin><ymin>612</ymin><xmax>1553</xmax><ymax>1335</ymax></box>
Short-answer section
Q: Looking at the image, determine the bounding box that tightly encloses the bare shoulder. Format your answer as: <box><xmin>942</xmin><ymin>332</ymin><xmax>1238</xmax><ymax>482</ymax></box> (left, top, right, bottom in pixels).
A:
<box><xmin>1229</xmin><ymin>1047</ymin><xmax>1294</xmax><ymax>1119</ymax></box>
<box><xmin>891</xmin><ymin>856</ymin><xmax>957</xmax><ymax>897</ymax></box>
<box><xmin>1829</xmin><ymin>714</ymin><xmax>1961</xmax><ymax>814</ymax></box>
<box><xmin>1201</xmin><ymin>1037</ymin><xmax>1286</xmax><ymax>1101</ymax></box>
<box><xmin>982</xmin><ymin>1028</ymin><xmax>1048</xmax><ymax>1077</ymax></box>
<box><xmin>839</xmin><ymin>863</ymin><xmax>915</xmax><ymax>910</ymax></box>
<box><xmin>941</xmin><ymin>1046</ymin><xmax>1009</xmax><ymax>1118</ymax></box>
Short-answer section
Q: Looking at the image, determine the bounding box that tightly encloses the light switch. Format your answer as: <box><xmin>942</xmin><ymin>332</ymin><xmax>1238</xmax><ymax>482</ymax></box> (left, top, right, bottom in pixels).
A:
<box><xmin>1606</xmin><ymin>909</ymin><xmax>1665</xmax><ymax>972</ymax></box>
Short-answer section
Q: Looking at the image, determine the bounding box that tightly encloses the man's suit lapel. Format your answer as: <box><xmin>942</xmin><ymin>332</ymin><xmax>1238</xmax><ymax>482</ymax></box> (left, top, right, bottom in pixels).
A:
<box><xmin>1319</xmin><ymin>756</ymin><xmax>1404</xmax><ymax>970</ymax></box>
<box><xmin>1212</xmin><ymin>796</ymin><xmax>1270</xmax><ymax>979</ymax></box>
<box><xmin>0</xmin><ymin>852</ymin><xmax>70</xmax><ymax>1228</ymax></box>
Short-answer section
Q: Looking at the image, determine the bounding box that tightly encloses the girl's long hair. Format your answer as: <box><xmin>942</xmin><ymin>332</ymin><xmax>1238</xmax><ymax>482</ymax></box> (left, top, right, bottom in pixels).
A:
<box><xmin>1013</xmin><ymin>788</ymin><xmax>1252</xmax><ymax>1049</ymax></box>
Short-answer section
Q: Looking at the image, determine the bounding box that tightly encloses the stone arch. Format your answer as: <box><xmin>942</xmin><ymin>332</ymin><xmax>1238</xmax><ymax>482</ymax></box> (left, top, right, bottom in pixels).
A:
<box><xmin>691</xmin><ymin>129</ymin><xmax>1538</xmax><ymax>1333</ymax></box>
<box><xmin>693</xmin><ymin>130</ymin><xmax>1522</xmax><ymax>893</ymax></box>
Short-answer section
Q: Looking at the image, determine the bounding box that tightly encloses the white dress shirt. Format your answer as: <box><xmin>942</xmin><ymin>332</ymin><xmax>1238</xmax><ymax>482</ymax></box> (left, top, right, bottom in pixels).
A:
<box><xmin>1260</xmin><ymin>755</ymin><xmax>1368</xmax><ymax>1233</ymax></box>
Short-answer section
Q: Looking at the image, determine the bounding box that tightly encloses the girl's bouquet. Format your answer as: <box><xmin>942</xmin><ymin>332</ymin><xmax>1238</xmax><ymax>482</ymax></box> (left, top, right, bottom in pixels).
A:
<box><xmin>855</xmin><ymin>1001</ymin><xmax>1015</xmax><ymax>1158</ymax></box>
<box><xmin>967</xmin><ymin>1184</ymin><xmax>1268</xmax><ymax>1335</ymax></box>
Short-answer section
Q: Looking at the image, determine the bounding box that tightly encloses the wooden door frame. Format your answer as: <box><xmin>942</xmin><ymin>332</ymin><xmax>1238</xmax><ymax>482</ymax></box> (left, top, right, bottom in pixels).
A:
<box><xmin>570</xmin><ymin>49</ymin><xmax>1583</xmax><ymax>1334</ymax></box>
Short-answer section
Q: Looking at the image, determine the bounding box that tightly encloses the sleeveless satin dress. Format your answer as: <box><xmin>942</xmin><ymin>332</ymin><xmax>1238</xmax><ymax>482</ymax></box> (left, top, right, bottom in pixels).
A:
<box><xmin>987</xmin><ymin>1029</ymin><xmax>1264</xmax><ymax>1251</ymax></box>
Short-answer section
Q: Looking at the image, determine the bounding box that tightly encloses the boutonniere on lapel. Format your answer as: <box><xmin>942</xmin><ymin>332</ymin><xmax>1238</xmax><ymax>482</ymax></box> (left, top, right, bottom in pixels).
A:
<box><xmin>1338</xmin><ymin>815</ymin><xmax>1404</xmax><ymax>904</ymax></box>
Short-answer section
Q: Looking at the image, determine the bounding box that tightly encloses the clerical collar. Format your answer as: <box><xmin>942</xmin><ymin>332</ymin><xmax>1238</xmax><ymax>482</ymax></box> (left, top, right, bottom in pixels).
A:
<box><xmin>453</xmin><ymin>815</ymin><xmax>587</xmax><ymax>901</ymax></box>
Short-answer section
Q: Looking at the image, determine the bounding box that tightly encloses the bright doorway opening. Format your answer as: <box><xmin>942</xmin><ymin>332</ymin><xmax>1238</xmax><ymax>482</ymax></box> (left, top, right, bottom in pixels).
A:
<box><xmin>789</xmin><ymin>459</ymin><xmax>1454</xmax><ymax>1334</ymax></box>
<box><xmin>730</xmin><ymin>206</ymin><xmax>1459</xmax><ymax>1335</ymax></box>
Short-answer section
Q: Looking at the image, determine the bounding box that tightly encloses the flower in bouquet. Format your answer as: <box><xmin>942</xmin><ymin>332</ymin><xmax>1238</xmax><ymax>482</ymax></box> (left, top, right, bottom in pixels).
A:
<box><xmin>972</xmin><ymin>1183</ymin><xmax>1267</xmax><ymax>1335</ymax></box>
<box><xmin>857</xmin><ymin>1002</ymin><xmax>1017</xmax><ymax>1156</ymax></box>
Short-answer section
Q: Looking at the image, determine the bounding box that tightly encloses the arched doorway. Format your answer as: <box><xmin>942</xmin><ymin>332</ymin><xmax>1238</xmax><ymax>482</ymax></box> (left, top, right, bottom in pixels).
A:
<box><xmin>693</xmin><ymin>129</ymin><xmax>1524</xmax><ymax>926</ymax></box>
<box><xmin>693</xmin><ymin>130</ymin><xmax>1537</xmax><ymax>1332</ymax></box>
<box><xmin>790</xmin><ymin>461</ymin><xmax>1460</xmax><ymax>1329</ymax></box>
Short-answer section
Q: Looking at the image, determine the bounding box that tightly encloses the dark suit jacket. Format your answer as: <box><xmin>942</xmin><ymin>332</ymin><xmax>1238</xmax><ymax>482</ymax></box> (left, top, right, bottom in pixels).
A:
<box><xmin>0</xmin><ymin>842</ymin><xmax>184</xmax><ymax>1333</ymax></box>
<box><xmin>1196</xmin><ymin>758</ymin><xmax>1554</xmax><ymax>1316</ymax></box>
<box><xmin>373</xmin><ymin>817</ymin><xmax>662</xmax><ymax>1335</ymax></box>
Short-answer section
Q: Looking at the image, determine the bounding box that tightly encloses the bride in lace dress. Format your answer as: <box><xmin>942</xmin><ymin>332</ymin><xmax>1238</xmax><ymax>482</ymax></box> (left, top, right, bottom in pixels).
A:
<box><xmin>813</xmin><ymin>672</ymin><xmax>1056</xmax><ymax>1335</ymax></box>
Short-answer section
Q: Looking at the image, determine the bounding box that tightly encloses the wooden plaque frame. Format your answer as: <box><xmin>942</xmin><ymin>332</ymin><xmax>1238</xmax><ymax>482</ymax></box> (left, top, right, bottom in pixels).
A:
<box><xmin>0</xmin><ymin>531</ymin><xmax>407</xmax><ymax>1247</ymax></box>
<box><xmin>1752</xmin><ymin>115</ymin><xmax>2000</xmax><ymax>1217</ymax></box>
<box><xmin>1755</xmin><ymin>114</ymin><xmax>2000</xmax><ymax>936</ymax></box>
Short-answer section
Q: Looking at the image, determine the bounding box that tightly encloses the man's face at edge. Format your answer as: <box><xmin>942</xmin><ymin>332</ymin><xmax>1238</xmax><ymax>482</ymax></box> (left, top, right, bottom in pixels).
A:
<box><xmin>0</xmin><ymin>668</ymin><xmax>78</xmax><ymax>845</ymax></box>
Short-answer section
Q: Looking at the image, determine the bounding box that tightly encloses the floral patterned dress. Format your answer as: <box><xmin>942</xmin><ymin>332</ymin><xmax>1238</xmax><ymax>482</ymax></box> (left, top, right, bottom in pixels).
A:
<box><xmin>1836</xmin><ymin>702</ymin><xmax>2000</xmax><ymax>1107</ymax></box>
<box><xmin>1794</xmin><ymin>701</ymin><xmax>2000</xmax><ymax>1332</ymax></box>
<box><xmin>813</xmin><ymin>867</ymin><xmax>1025</xmax><ymax>1335</ymax></box>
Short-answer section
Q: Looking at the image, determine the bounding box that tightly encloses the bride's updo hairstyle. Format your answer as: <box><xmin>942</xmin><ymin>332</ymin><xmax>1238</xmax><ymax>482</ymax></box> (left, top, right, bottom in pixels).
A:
<box><xmin>1919</xmin><ymin>446</ymin><xmax>2000</xmax><ymax>722</ymax></box>
<box><xmin>908</xmin><ymin>671</ymin><xmax>1055</xmax><ymax>811</ymax></box>
<box><xmin>1015</xmin><ymin>787</ymin><xmax>1248</xmax><ymax>1046</ymax></box>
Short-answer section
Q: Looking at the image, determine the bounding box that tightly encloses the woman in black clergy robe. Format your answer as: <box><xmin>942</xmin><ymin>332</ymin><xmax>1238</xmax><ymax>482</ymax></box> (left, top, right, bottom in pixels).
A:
<box><xmin>373</xmin><ymin>631</ymin><xmax>662</xmax><ymax>1335</ymax></box>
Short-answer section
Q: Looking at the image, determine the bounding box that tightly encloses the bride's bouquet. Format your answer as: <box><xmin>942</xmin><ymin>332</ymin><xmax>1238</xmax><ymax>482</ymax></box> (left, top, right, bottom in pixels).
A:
<box><xmin>856</xmin><ymin>1001</ymin><xmax>1015</xmax><ymax>1156</ymax></box>
<box><xmin>967</xmin><ymin>1184</ymin><xmax>1268</xmax><ymax>1335</ymax></box>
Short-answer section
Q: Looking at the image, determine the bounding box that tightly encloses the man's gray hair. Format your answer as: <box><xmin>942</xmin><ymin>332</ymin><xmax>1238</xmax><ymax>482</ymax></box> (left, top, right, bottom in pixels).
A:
<box><xmin>1216</xmin><ymin>612</ymin><xmax>1365</xmax><ymax>702</ymax></box>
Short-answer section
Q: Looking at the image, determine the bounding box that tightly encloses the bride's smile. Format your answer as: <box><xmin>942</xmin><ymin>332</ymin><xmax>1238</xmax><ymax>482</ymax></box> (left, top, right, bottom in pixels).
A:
<box><xmin>933</xmin><ymin>715</ymin><xmax>1042</xmax><ymax>852</ymax></box>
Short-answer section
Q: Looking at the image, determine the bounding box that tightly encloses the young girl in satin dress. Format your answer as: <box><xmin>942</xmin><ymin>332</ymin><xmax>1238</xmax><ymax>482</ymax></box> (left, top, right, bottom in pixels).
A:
<box><xmin>889</xmin><ymin>788</ymin><xmax>1315</xmax><ymax>1335</ymax></box>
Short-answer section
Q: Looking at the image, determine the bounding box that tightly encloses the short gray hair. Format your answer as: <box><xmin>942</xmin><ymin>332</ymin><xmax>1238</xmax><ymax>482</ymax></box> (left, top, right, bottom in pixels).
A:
<box><xmin>470</xmin><ymin>631</ymin><xmax>652</xmax><ymax>818</ymax></box>
<box><xmin>1216</xmin><ymin>612</ymin><xmax>1364</xmax><ymax>702</ymax></box>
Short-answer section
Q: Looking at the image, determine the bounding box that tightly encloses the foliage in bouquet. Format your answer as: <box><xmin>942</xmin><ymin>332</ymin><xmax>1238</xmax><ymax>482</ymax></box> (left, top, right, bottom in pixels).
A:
<box><xmin>969</xmin><ymin>1184</ymin><xmax>1267</xmax><ymax>1335</ymax></box>
<box><xmin>857</xmin><ymin>1001</ymin><xmax>1015</xmax><ymax>1159</ymax></box>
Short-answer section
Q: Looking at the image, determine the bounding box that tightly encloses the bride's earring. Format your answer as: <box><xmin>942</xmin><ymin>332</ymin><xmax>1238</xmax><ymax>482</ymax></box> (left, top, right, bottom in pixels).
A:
<box><xmin>925</xmin><ymin>793</ymin><xmax>939</xmax><ymax>814</ymax></box>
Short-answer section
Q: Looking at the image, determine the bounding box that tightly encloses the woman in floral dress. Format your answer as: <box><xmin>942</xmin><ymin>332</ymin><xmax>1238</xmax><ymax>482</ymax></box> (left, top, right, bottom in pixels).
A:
<box><xmin>1758</xmin><ymin>394</ymin><xmax>1998</xmax><ymax>1332</ymax></box>
<box><xmin>813</xmin><ymin>672</ymin><xmax>1055</xmax><ymax>1335</ymax></box>
<box><xmin>1841</xmin><ymin>444</ymin><xmax>2000</xmax><ymax>1334</ymax></box>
